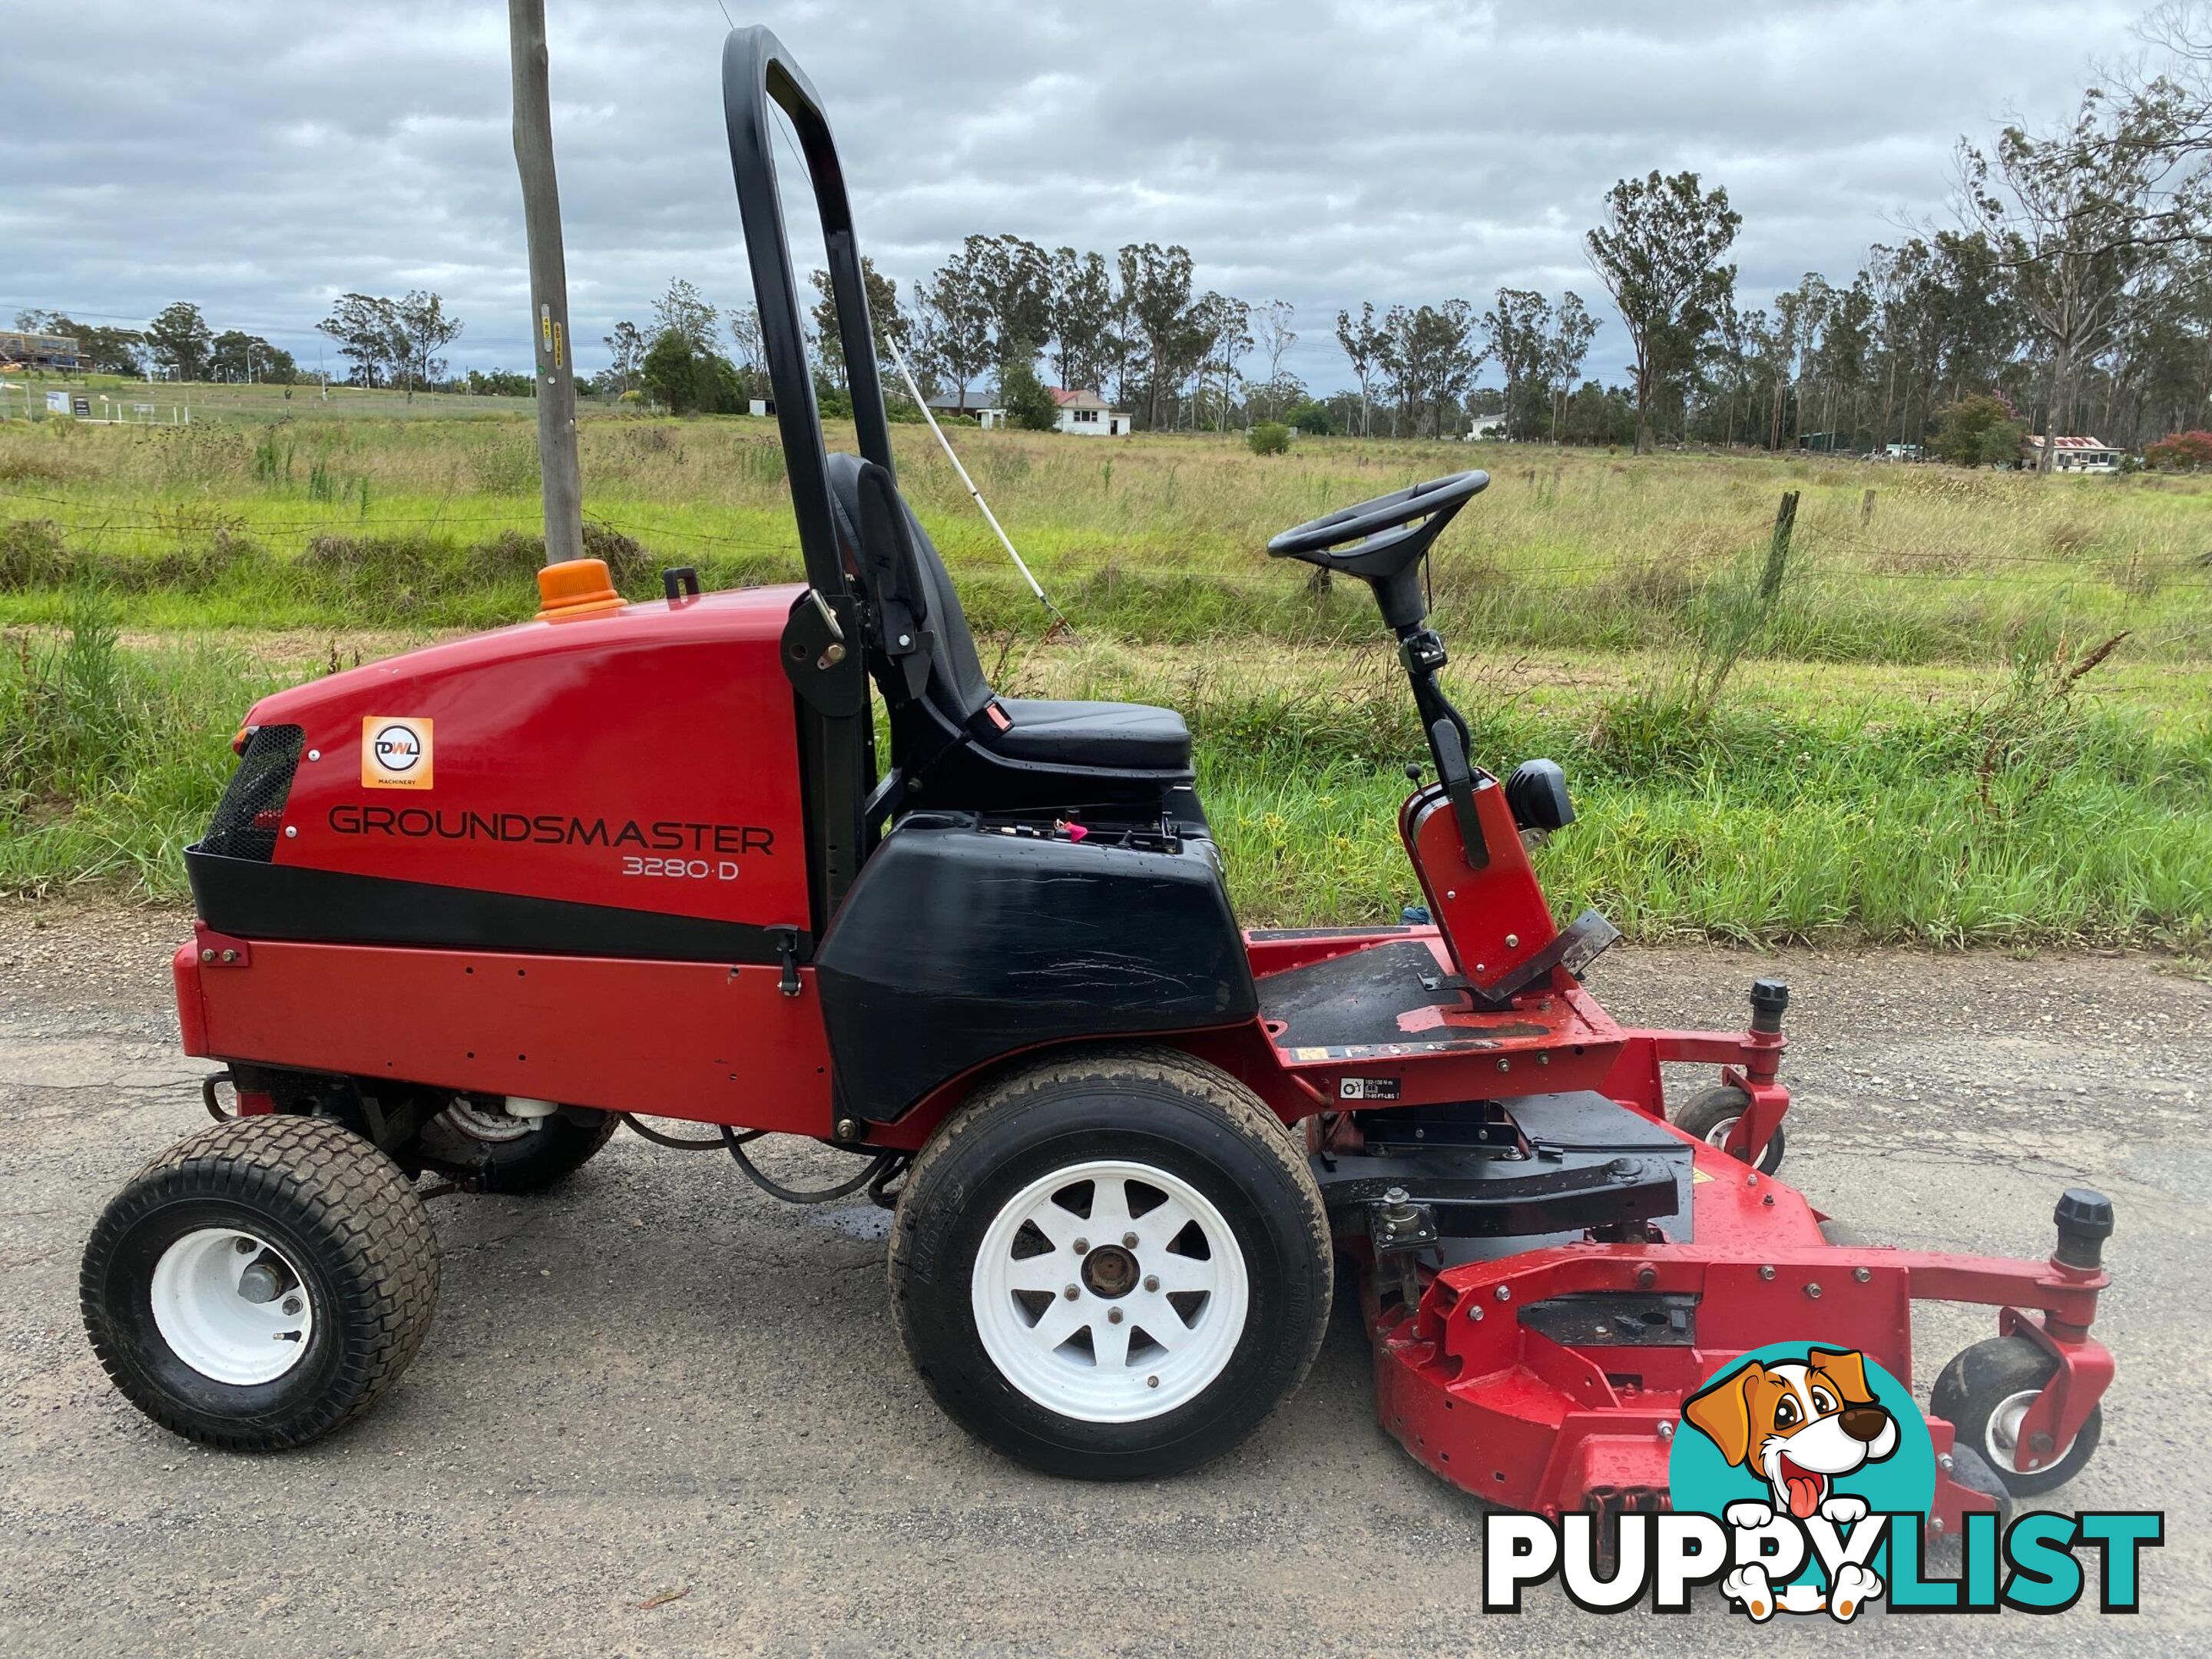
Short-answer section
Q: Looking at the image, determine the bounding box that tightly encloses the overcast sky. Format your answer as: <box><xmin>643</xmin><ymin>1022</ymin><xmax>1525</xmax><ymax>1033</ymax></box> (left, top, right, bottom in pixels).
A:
<box><xmin>1</xmin><ymin>0</ymin><xmax>2154</xmax><ymax>390</ymax></box>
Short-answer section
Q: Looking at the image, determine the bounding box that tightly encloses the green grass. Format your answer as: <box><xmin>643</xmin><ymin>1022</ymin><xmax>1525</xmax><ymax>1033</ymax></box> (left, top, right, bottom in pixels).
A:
<box><xmin>2</xmin><ymin>412</ymin><xmax>2209</xmax><ymax>658</ymax></box>
<box><xmin>0</xmin><ymin>404</ymin><xmax>2207</xmax><ymax>943</ymax></box>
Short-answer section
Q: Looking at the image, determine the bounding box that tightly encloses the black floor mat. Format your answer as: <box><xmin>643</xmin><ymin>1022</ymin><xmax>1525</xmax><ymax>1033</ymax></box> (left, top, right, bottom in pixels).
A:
<box><xmin>1258</xmin><ymin>939</ymin><xmax>1464</xmax><ymax>1050</ymax></box>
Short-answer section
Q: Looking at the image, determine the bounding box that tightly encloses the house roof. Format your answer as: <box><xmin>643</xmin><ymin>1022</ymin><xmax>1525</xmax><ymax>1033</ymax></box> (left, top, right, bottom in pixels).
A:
<box><xmin>2024</xmin><ymin>434</ymin><xmax>2116</xmax><ymax>451</ymax></box>
<box><xmin>1049</xmin><ymin>386</ymin><xmax>1110</xmax><ymax>410</ymax></box>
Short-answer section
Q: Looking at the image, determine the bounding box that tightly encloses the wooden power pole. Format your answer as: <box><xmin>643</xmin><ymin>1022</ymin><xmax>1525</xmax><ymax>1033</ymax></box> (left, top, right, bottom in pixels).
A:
<box><xmin>508</xmin><ymin>0</ymin><xmax>584</xmax><ymax>567</ymax></box>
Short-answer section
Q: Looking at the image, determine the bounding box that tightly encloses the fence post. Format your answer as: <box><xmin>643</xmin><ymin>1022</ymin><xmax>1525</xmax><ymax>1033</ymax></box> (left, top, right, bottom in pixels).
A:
<box><xmin>1860</xmin><ymin>487</ymin><xmax>1876</xmax><ymax>527</ymax></box>
<box><xmin>509</xmin><ymin>0</ymin><xmax>584</xmax><ymax>568</ymax></box>
<box><xmin>1760</xmin><ymin>489</ymin><xmax>1799</xmax><ymax>602</ymax></box>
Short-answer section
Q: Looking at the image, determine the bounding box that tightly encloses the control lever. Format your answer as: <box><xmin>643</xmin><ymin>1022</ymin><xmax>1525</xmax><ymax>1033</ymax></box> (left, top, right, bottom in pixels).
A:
<box><xmin>1426</xmin><ymin>719</ymin><xmax>1489</xmax><ymax>868</ymax></box>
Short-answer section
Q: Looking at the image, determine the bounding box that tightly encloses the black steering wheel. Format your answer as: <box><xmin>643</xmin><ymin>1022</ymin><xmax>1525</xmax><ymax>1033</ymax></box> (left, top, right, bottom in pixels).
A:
<box><xmin>1266</xmin><ymin>469</ymin><xmax>1488</xmax><ymax>630</ymax></box>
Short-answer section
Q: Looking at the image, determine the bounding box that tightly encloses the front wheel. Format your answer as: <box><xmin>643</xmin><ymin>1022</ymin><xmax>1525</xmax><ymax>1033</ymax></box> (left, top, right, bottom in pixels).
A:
<box><xmin>80</xmin><ymin>1114</ymin><xmax>439</xmax><ymax>1450</ymax></box>
<box><xmin>889</xmin><ymin>1045</ymin><xmax>1332</xmax><ymax>1480</ymax></box>
<box><xmin>1931</xmin><ymin>1336</ymin><xmax>2103</xmax><ymax>1497</ymax></box>
<box><xmin>1674</xmin><ymin>1084</ymin><xmax>1785</xmax><ymax>1174</ymax></box>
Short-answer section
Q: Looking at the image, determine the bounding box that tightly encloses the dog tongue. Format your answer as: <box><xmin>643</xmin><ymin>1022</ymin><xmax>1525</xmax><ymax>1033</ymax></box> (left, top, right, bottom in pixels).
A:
<box><xmin>1786</xmin><ymin>1473</ymin><xmax>1823</xmax><ymax>1518</ymax></box>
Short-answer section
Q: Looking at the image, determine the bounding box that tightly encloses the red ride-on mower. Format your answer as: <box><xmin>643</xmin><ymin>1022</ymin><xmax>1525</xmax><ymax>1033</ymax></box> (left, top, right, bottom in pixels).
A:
<box><xmin>83</xmin><ymin>28</ymin><xmax>2114</xmax><ymax>1522</ymax></box>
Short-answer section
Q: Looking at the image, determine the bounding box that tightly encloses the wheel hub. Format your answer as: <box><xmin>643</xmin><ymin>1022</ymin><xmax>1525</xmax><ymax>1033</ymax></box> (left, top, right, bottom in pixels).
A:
<box><xmin>149</xmin><ymin>1227</ymin><xmax>313</xmax><ymax>1386</ymax></box>
<box><xmin>1081</xmin><ymin>1243</ymin><xmax>1139</xmax><ymax>1298</ymax></box>
<box><xmin>971</xmin><ymin>1158</ymin><xmax>1250</xmax><ymax>1424</ymax></box>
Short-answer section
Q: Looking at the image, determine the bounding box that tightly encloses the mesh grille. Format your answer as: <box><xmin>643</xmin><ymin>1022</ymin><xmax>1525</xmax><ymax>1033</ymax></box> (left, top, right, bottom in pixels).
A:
<box><xmin>202</xmin><ymin>724</ymin><xmax>305</xmax><ymax>862</ymax></box>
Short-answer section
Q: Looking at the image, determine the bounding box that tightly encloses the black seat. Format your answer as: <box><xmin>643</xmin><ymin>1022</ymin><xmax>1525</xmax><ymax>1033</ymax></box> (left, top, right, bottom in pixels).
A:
<box><xmin>988</xmin><ymin>698</ymin><xmax>1190</xmax><ymax>770</ymax></box>
<box><xmin>823</xmin><ymin>453</ymin><xmax>1192</xmax><ymax>790</ymax></box>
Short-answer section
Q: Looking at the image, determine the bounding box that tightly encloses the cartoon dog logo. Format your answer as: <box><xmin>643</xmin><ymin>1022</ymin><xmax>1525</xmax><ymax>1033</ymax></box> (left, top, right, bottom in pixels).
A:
<box><xmin>1683</xmin><ymin>1348</ymin><xmax>1899</xmax><ymax>1620</ymax></box>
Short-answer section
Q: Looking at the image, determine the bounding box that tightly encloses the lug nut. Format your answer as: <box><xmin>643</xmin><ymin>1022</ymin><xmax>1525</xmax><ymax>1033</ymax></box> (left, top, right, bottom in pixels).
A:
<box><xmin>1107</xmin><ymin>1307</ymin><xmax>1124</xmax><ymax>1324</ymax></box>
<box><xmin>1122</xmin><ymin>1233</ymin><xmax>1138</xmax><ymax>1250</ymax></box>
<box><xmin>1144</xmin><ymin>1275</ymin><xmax>1160</xmax><ymax>1292</ymax></box>
<box><xmin>1063</xmin><ymin>1285</ymin><xmax>1079</xmax><ymax>1300</ymax></box>
<box><xmin>282</xmin><ymin>1296</ymin><xmax>302</xmax><ymax>1316</ymax></box>
<box><xmin>235</xmin><ymin>1238</ymin><xmax>255</xmax><ymax>1254</ymax></box>
<box><xmin>1147</xmin><ymin>1376</ymin><xmax>1159</xmax><ymax>1388</ymax></box>
<box><xmin>1072</xmin><ymin>1237</ymin><xmax>1089</xmax><ymax>1254</ymax></box>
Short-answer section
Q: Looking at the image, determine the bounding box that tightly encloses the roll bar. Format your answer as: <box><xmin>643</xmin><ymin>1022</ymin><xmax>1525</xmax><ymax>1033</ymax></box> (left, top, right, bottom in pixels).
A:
<box><xmin>720</xmin><ymin>25</ymin><xmax>896</xmax><ymax>599</ymax></box>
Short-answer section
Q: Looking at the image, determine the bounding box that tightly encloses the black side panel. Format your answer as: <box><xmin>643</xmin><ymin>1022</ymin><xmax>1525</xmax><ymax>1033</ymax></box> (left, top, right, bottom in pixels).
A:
<box><xmin>814</xmin><ymin>823</ymin><xmax>1257</xmax><ymax>1121</ymax></box>
<box><xmin>186</xmin><ymin>847</ymin><xmax>802</xmax><ymax>965</ymax></box>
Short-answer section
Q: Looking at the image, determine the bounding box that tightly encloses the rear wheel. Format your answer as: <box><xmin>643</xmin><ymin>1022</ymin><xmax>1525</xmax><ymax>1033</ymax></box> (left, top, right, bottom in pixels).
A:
<box><xmin>414</xmin><ymin>1098</ymin><xmax>617</xmax><ymax>1194</ymax></box>
<box><xmin>80</xmin><ymin>1114</ymin><xmax>439</xmax><ymax>1450</ymax></box>
<box><xmin>889</xmin><ymin>1045</ymin><xmax>1331</xmax><ymax>1480</ymax></box>
<box><xmin>1674</xmin><ymin>1084</ymin><xmax>1785</xmax><ymax>1174</ymax></box>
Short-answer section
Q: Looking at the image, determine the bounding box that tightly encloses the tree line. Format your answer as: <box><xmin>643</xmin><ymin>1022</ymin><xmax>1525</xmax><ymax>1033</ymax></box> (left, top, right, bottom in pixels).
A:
<box><xmin>13</xmin><ymin>303</ymin><xmax>297</xmax><ymax>385</ymax></box>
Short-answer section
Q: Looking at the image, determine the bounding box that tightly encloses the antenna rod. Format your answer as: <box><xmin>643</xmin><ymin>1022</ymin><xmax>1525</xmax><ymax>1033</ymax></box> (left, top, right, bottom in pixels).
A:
<box><xmin>884</xmin><ymin>334</ymin><xmax>1068</xmax><ymax>627</ymax></box>
<box><xmin>508</xmin><ymin>0</ymin><xmax>584</xmax><ymax>566</ymax></box>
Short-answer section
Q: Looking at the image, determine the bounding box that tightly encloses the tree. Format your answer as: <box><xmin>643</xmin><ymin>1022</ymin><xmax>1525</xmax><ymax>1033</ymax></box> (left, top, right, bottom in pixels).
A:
<box><xmin>1929</xmin><ymin>391</ymin><xmax>2026</xmax><ymax>465</ymax></box>
<box><xmin>973</xmin><ymin>235</ymin><xmax>1053</xmax><ymax>367</ymax></box>
<box><xmin>642</xmin><ymin>331</ymin><xmax>700</xmax><ymax>412</ymax></box>
<box><xmin>1585</xmin><ymin>170</ymin><xmax>1742</xmax><ymax>453</ymax></box>
<box><xmin>726</xmin><ymin>302</ymin><xmax>767</xmax><ymax>397</ymax></box>
<box><xmin>651</xmin><ymin>279</ymin><xmax>720</xmax><ymax>354</ymax></box>
<box><xmin>208</xmin><ymin>330</ymin><xmax>296</xmax><ymax>383</ymax></box>
<box><xmin>1118</xmin><ymin>243</ymin><xmax>1200</xmax><ymax>430</ymax></box>
<box><xmin>317</xmin><ymin>293</ymin><xmax>404</xmax><ymax>387</ymax></box>
<box><xmin>145</xmin><ymin>301</ymin><xmax>214</xmax><ymax>381</ymax></box>
<box><xmin>604</xmin><ymin>321</ymin><xmax>645</xmax><ymax>394</ymax></box>
<box><xmin>807</xmin><ymin>255</ymin><xmax>911</xmax><ymax>380</ymax></box>
<box><xmin>1383</xmin><ymin>300</ymin><xmax>1479</xmax><ymax>437</ymax></box>
<box><xmin>1957</xmin><ymin>89</ymin><xmax>2194</xmax><ymax>472</ymax></box>
<box><xmin>998</xmin><ymin>358</ymin><xmax>1061</xmax><ymax>430</ymax></box>
<box><xmin>1046</xmin><ymin>247</ymin><xmax>1117</xmax><ymax>392</ymax></box>
<box><xmin>393</xmin><ymin>291</ymin><xmax>462</xmax><ymax>399</ymax></box>
<box><xmin>1195</xmin><ymin>292</ymin><xmax>1252</xmax><ymax>433</ymax></box>
<box><xmin>1335</xmin><ymin>301</ymin><xmax>1388</xmax><ymax>436</ymax></box>
<box><xmin>1546</xmin><ymin>293</ymin><xmax>1599</xmax><ymax>442</ymax></box>
<box><xmin>1252</xmin><ymin>300</ymin><xmax>1297</xmax><ymax>422</ymax></box>
<box><xmin>1481</xmin><ymin>289</ymin><xmax>1554</xmax><ymax>439</ymax></box>
<box><xmin>915</xmin><ymin>246</ymin><xmax>998</xmax><ymax>411</ymax></box>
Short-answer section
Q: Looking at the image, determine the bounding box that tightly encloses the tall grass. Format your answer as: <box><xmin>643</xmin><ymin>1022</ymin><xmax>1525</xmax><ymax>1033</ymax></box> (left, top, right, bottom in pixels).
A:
<box><xmin>3</xmin><ymin>416</ymin><xmax>2208</xmax><ymax>659</ymax></box>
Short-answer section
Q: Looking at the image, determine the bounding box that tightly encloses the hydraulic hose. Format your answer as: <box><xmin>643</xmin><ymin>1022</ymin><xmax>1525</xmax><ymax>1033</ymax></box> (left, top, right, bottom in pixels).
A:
<box><xmin>719</xmin><ymin>1124</ymin><xmax>898</xmax><ymax>1204</ymax></box>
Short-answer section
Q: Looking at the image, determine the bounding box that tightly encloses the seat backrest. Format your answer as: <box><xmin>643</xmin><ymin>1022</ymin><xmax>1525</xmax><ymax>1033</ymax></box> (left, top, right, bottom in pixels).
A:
<box><xmin>825</xmin><ymin>451</ymin><xmax>994</xmax><ymax>726</ymax></box>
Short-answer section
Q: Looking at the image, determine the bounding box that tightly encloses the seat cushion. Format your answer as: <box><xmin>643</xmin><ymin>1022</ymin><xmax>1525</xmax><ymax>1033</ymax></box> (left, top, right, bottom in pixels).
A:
<box><xmin>987</xmin><ymin>698</ymin><xmax>1192</xmax><ymax>772</ymax></box>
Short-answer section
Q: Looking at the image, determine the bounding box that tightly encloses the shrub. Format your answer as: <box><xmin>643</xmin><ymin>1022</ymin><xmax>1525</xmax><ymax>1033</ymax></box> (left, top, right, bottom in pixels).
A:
<box><xmin>998</xmin><ymin>361</ymin><xmax>1061</xmax><ymax>432</ymax></box>
<box><xmin>1248</xmin><ymin>422</ymin><xmax>1291</xmax><ymax>456</ymax></box>
<box><xmin>1929</xmin><ymin>392</ymin><xmax>2025</xmax><ymax>468</ymax></box>
<box><xmin>2144</xmin><ymin>429</ymin><xmax>2212</xmax><ymax>471</ymax></box>
<box><xmin>1286</xmin><ymin>400</ymin><xmax>1335</xmax><ymax>435</ymax></box>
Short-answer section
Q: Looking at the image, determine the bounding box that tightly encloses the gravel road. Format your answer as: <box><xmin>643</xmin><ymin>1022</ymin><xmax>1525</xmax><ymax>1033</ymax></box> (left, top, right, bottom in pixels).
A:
<box><xmin>2</xmin><ymin>904</ymin><xmax>2206</xmax><ymax>1656</ymax></box>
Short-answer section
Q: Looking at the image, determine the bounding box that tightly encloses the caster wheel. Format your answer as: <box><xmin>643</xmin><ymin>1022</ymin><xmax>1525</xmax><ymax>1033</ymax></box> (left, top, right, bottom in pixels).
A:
<box><xmin>81</xmin><ymin>1114</ymin><xmax>439</xmax><ymax>1450</ymax></box>
<box><xmin>1674</xmin><ymin>1084</ymin><xmax>1784</xmax><ymax>1174</ymax></box>
<box><xmin>1932</xmin><ymin>1336</ymin><xmax>2103</xmax><ymax>1497</ymax></box>
<box><xmin>1942</xmin><ymin>1443</ymin><xmax>2015</xmax><ymax>1533</ymax></box>
<box><xmin>889</xmin><ymin>1045</ymin><xmax>1331</xmax><ymax>1481</ymax></box>
<box><xmin>416</xmin><ymin>1098</ymin><xmax>617</xmax><ymax>1193</ymax></box>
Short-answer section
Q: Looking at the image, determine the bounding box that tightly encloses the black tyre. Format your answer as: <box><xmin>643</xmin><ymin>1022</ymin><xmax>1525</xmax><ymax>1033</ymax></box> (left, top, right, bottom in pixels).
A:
<box><xmin>1931</xmin><ymin>1335</ymin><xmax>2103</xmax><ymax>1497</ymax></box>
<box><xmin>1674</xmin><ymin>1084</ymin><xmax>1785</xmax><ymax>1174</ymax></box>
<box><xmin>1943</xmin><ymin>1443</ymin><xmax>2015</xmax><ymax>1534</ymax></box>
<box><xmin>889</xmin><ymin>1045</ymin><xmax>1332</xmax><ymax>1481</ymax></box>
<box><xmin>414</xmin><ymin>1098</ymin><xmax>617</xmax><ymax>1194</ymax></box>
<box><xmin>81</xmin><ymin>1114</ymin><xmax>439</xmax><ymax>1450</ymax></box>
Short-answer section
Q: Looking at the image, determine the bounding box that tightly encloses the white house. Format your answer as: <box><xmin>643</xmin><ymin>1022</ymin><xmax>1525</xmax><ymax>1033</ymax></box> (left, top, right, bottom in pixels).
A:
<box><xmin>926</xmin><ymin>391</ymin><xmax>1005</xmax><ymax>428</ymax></box>
<box><xmin>2021</xmin><ymin>434</ymin><xmax>2121</xmax><ymax>473</ymax></box>
<box><xmin>1050</xmin><ymin>386</ymin><xmax>1131</xmax><ymax>437</ymax></box>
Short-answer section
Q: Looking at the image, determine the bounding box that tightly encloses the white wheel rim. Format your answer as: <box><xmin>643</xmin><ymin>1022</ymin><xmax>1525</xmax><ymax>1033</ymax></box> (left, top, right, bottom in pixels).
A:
<box><xmin>439</xmin><ymin>1097</ymin><xmax>534</xmax><ymax>1143</ymax></box>
<box><xmin>971</xmin><ymin>1158</ymin><xmax>1250</xmax><ymax>1424</ymax></box>
<box><xmin>1987</xmin><ymin>1386</ymin><xmax>2071</xmax><ymax>1472</ymax></box>
<box><xmin>1700</xmin><ymin>1115</ymin><xmax>1740</xmax><ymax>1150</ymax></box>
<box><xmin>149</xmin><ymin>1227</ymin><xmax>314</xmax><ymax>1386</ymax></box>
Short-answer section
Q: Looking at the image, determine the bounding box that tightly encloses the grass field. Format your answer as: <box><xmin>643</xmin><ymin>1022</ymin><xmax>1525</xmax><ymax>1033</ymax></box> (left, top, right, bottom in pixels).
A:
<box><xmin>1</xmin><ymin>403</ymin><xmax>2207</xmax><ymax>946</ymax></box>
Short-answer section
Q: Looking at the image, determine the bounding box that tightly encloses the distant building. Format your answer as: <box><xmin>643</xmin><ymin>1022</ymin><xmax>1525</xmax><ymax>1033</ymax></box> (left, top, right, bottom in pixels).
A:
<box><xmin>2022</xmin><ymin>434</ymin><xmax>2121</xmax><ymax>472</ymax></box>
<box><xmin>1048</xmin><ymin>386</ymin><xmax>1130</xmax><ymax>437</ymax></box>
<box><xmin>0</xmin><ymin>329</ymin><xmax>82</xmax><ymax>371</ymax></box>
<box><xmin>926</xmin><ymin>390</ymin><xmax>1005</xmax><ymax>428</ymax></box>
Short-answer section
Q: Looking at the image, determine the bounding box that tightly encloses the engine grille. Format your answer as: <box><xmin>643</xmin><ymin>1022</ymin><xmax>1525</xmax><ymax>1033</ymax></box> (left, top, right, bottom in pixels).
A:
<box><xmin>201</xmin><ymin>724</ymin><xmax>304</xmax><ymax>862</ymax></box>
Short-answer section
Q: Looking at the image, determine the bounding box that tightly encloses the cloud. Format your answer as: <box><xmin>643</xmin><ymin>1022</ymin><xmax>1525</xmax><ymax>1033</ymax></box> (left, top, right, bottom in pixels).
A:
<box><xmin>0</xmin><ymin>0</ymin><xmax>2143</xmax><ymax>389</ymax></box>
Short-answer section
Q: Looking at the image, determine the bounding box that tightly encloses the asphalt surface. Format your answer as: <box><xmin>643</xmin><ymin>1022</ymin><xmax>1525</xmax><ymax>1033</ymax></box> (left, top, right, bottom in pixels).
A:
<box><xmin>2</xmin><ymin>904</ymin><xmax>2207</xmax><ymax>1656</ymax></box>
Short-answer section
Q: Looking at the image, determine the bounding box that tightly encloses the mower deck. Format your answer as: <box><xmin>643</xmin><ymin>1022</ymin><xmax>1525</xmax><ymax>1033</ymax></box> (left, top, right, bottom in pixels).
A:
<box><xmin>1365</xmin><ymin>1135</ymin><xmax>2114</xmax><ymax>1529</ymax></box>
